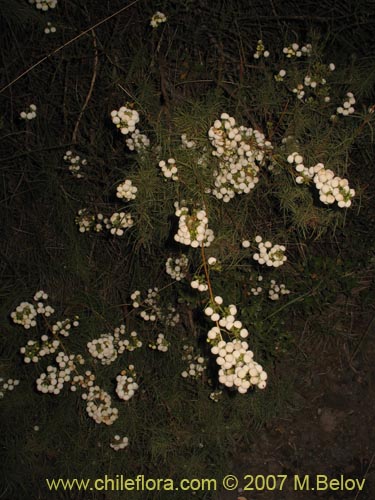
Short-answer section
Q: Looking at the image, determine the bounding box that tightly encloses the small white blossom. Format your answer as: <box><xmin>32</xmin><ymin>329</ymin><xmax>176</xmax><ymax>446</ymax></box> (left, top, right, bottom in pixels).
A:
<box><xmin>20</xmin><ymin>104</ymin><xmax>37</xmax><ymax>121</ymax></box>
<box><xmin>150</xmin><ymin>11</ymin><xmax>167</xmax><ymax>28</ymax></box>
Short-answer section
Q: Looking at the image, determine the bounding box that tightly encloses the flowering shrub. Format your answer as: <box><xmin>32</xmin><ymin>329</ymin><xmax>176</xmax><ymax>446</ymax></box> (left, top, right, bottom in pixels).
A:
<box><xmin>2</xmin><ymin>2</ymin><xmax>374</xmax><ymax>491</ymax></box>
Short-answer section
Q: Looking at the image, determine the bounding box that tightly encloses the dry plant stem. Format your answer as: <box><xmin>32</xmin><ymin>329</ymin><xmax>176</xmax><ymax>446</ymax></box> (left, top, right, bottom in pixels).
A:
<box><xmin>354</xmin><ymin>451</ymin><xmax>375</xmax><ymax>500</ymax></box>
<box><xmin>0</xmin><ymin>0</ymin><xmax>142</xmax><ymax>95</ymax></box>
<box><xmin>71</xmin><ymin>30</ymin><xmax>98</xmax><ymax>144</ymax></box>
<box><xmin>349</xmin><ymin>313</ymin><xmax>375</xmax><ymax>363</ymax></box>
<box><xmin>200</xmin><ymin>244</ymin><xmax>223</xmax><ymax>341</ymax></box>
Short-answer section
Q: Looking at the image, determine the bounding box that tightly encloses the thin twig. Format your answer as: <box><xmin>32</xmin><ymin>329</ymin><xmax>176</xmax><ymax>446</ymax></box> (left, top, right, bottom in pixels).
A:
<box><xmin>350</xmin><ymin>313</ymin><xmax>375</xmax><ymax>363</ymax></box>
<box><xmin>71</xmin><ymin>30</ymin><xmax>99</xmax><ymax>144</ymax></box>
<box><xmin>0</xmin><ymin>0</ymin><xmax>141</xmax><ymax>94</ymax></box>
<box><xmin>353</xmin><ymin>451</ymin><xmax>375</xmax><ymax>500</ymax></box>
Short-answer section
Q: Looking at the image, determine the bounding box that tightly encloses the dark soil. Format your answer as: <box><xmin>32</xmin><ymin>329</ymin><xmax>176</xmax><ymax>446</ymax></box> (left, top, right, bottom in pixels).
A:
<box><xmin>218</xmin><ymin>304</ymin><xmax>375</xmax><ymax>500</ymax></box>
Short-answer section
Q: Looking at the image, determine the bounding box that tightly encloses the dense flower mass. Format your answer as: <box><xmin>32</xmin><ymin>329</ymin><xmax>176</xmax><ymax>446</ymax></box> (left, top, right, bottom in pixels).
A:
<box><xmin>174</xmin><ymin>203</ymin><xmax>214</xmax><ymax>247</ymax></box>
<box><xmin>116</xmin><ymin>179</ymin><xmax>138</xmax><ymax>200</ymax></box>
<box><xmin>111</xmin><ymin>106</ymin><xmax>140</xmax><ymax>135</ymax></box>
<box><xmin>11</xmin><ymin>302</ymin><xmax>37</xmax><ymax>329</ymax></box>
<box><xmin>115</xmin><ymin>365</ymin><xmax>138</xmax><ymax>401</ymax></box>
<box><xmin>207</xmin><ymin>113</ymin><xmax>272</xmax><ymax>201</ymax></box>
<box><xmin>253</xmin><ymin>235</ymin><xmax>287</xmax><ymax>268</ymax></box>
<box><xmin>208</xmin><ymin>331</ymin><xmax>267</xmax><ymax>393</ymax></box>
<box><xmin>287</xmin><ymin>153</ymin><xmax>355</xmax><ymax>207</ymax></box>
<box><xmin>106</xmin><ymin>212</ymin><xmax>134</xmax><ymax>236</ymax></box>
<box><xmin>82</xmin><ymin>385</ymin><xmax>119</xmax><ymax>425</ymax></box>
<box><xmin>87</xmin><ymin>325</ymin><xmax>141</xmax><ymax>365</ymax></box>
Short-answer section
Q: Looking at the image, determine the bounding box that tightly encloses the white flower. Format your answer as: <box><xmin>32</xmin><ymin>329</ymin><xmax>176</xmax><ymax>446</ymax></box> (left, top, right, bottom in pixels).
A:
<box><xmin>116</xmin><ymin>179</ymin><xmax>138</xmax><ymax>200</ymax></box>
<box><xmin>253</xmin><ymin>236</ymin><xmax>287</xmax><ymax>268</ymax></box>
<box><xmin>20</xmin><ymin>104</ymin><xmax>37</xmax><ymax>121</ymax></box>
<box><xmin>150</xmin><ymin>11</ymin><xmax>167</xmax><ymax>28</ymax></box>
<box><xmin>111</xmin><ymin>106</ymin><xmax>140</xmax><ymax>135</ymax></box>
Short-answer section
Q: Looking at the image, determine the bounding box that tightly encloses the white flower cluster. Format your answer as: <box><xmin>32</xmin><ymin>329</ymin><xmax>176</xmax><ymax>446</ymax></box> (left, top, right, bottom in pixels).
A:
<box><xmin>115</xmin><ymin>365</ymin><xmax>139</xmax><ymax>401</ymax></box>
<box><xmin>36</xmin><ymin>352</ymin><xmax>82</xmax><ymax>395</ymax></box>
<box><xmin>181</xmin><ymin>345</ymin><xmax>206</xmax><ymax>379</ymax></box>
<box><xmin>82</xmin><ymin>385</ymin><xmax>119</xmax><ymax>425</ymax></box>
<box><xmin>63</xmin><ymin>151</ymin><xmax>87</xmax><ymax>178</ymax></box>
<box><xmin>253</xmin><ymin>39</ymin><xmax>270</xmax><ymax>59</ymax></box>
<box><xmin>111</xmin><ymin>106</ymin><xmax>150</xmax><ymax>154</ymax></box>
<box><xmin>158</xmin><ymin>158</ymin><xmax>178</xmax><ymax>181</ymax></box>
<box><xmin>87</xmin><ymin>335</ymin><xmax>118</xmax><ymax>365</ymax></box>
<box><xmin>44</xmin><ymin>22</ymin><xmax>56</xmax><ymax>34</ymax></box>
<box><xmin>150</xmin><ymin>11</ymin><xmax>167</xmax><ymax>28</ymax></box>
<box><xmin>75</xmin><ymin>209</ymin><xmax>103</xmax><ymax>233</ymax></box>
<box><xmin>313</xmin><ymin>163</ymin><xmax>355</xmax><ymax>207</ymax></box>
<box><xmin>149</xmin><ymin>333</ymin><xmax>169</xmax><ymax>352</ymax></box>
<box><xmin>20</xmin><ymin>104</ymin><xmax>37</xmax><ymax>121</ymax></box>
<box><xmin>165</xmin><ymin>254</ymin><xmax>189</xmax><ymax>281</ymax></box>
<box><xmin>106</xmin><ymin>212</ymin><xmax>134</xmax><ymax>236</ymax></box>
<box><xmin>11</xmin><ymin>291</ymin><xmax>55</xmax><ymax>330</ymax></box>
<box><xmin>114</xmin><ymin>325</ymin><xmax>142</xmax><ymax>352</ymax></box>
<box><xmin>253</xmin><ymin>235</ymin><xmax>287</xmax><ymax>267</ymax></box>
<box><xmin>274</xmin><ymin>69</ymin><xmax>286</xmax><ymax>82</ymax></box>
<box><xmin>110</xmin><ymin>435</ymin><xmax>129</xmax><ymax>451</ymax></box>
<box><xmin>116</xmin><ymin>179</ymin><xmax>138</xmax><ymax>200</ymax></box>
<box><xmin>287</xmin><ymin>153</ymin><xmax>355</xmax><ymax>207</ymax></box>
<box><xmin>292</xmin><ymin>74</ymin><xmax>328</xmax><ymax>101</ymax></box>
<box><xmin>130</xmin><ymin>290</ymin><xmax>142</xmax><ymax>309</ymax></box>
<box><xmin>11</xmin><ymin>302</ymin><xmax>37</xmax><ymax>329</ymax></box>
<box><xmin>131</xmin><ymin>289</ymin><xmax>179</xmax><ymax>326</ymax></box>
<box><xmin>208</xmin><ymin>331</ymin><xmax>267</xmax><ymax>393</ymax></box>
<box><xmin>292</xmin><ymin>83</ymin><xmax>306</xmax><ymax>100</ymax></box>
<box><xmin>181</xmin><ymin>134</ymin><xmax>196</xmax><ymax>149</ymax></box>
<box><xmin>269</xmin><ymin>280</ymin><xmax>290</xmax><ymax>301</ymax></box>
<box><xmin>190</xmin><ymin>273</ymin><xmax>210</xmax><ymax>292</ymax></box>
<box><xmin>250</xmin><ymin>275</ymin><xmax>263</xmax><ymax>296</ymax></box>
<box><xmin>174</xmin><ymin>203</ymin><xmax>214</xmax><ymax>247</ymax></box>
<box><xmin>34</xmin><ymin>290</ymin><xmax>54</xmax><ymax>314</ymax></box>
<box><xmin>283</xmin><ymin>42</ymin><xmax>312</xmax><ymax>58</ymax></box>
<box><xmin>208</xmin><ymin>113</ymin><xmax>272</xmax><ymax>201</ymax></box>
<box><xmin>71</xmin><ymin>370</ymin><xmax>95</xmax><ymax>392</ymax></box>
<box><xmin>205</xmin><ymin>300</ymin><xmax>250</xmax><ymax>337</ymax></box>
<box><xmin>209</xmin><ymin>389</ymin><xmax>222</xmax><ymax>402</ymax></box>
<box><xmin>111</xmin><ymin>106</ymin><xmax>139</xmax><ymax>135</ymax></box>
<box><xmin>22</xmin><ymin>335</ymin><xmax>61</xmax><ymax>363</ymax></box>
<box><xmin>0</xmin><ymin>378</ymin><xmax>20</xmax><ymax>399</ymax></box>
<box><xmin>125</xmin><ymin>130</ymin><xmax>150</xmax><ymax>152</ymax></box>
<box><xmin>336</xmin><ymin>92</ymin><xmax>356</xmax><ymax>116</ymax></box>
<box><xmin>87</xmin><ymin>326</ymin><xmax>139</xmax><ymax>366</ymax></box>
<box><xmin>29</xmin><ymin>0</ymin><xmax>57</xmax><ymax>10</ymax></box>
<box><xmin>52</xmin><ymin>316</ymin><xmax>79</xmax><ymax>337</ymax></box>
<box><xmin>134</xmin><ymin>288</ymin><xmax>159</xmax><ymax>321</ymax></box>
